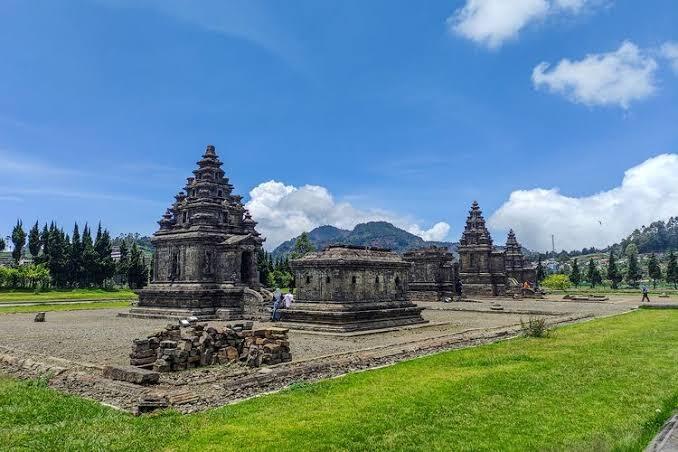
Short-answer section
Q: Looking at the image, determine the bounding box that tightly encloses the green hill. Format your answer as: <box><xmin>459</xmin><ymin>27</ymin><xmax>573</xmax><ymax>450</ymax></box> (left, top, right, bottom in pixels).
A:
<box><xmin>272</xmin><ymin>222</ymin><xmax>457</xmax><ymax>257</ymax></box>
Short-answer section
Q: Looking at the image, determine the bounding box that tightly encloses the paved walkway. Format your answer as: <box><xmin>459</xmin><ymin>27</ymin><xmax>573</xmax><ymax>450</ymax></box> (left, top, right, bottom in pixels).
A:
<box><xmin>647</xmin><ymin>415</ymin><xmax>678</xmax><ymax>451</ymax></box>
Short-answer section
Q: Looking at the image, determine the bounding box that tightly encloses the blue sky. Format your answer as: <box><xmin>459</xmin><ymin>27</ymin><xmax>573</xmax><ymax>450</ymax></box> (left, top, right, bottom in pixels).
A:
<box><xmin>1</xmin><ymin>0</ymin><xmax>677</xmax><ymax>250</ymax></box>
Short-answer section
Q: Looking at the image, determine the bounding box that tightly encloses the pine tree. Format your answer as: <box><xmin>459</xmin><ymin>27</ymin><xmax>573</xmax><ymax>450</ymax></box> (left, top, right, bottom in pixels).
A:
<box><xmin>28</xmin><ymin>221</ymin><xmax>41</xmax><ymax>258</ymax></box>
<box><xmin>81</xmin><ymin>223</ymin><xmax>97</xmax><ymax>286</ymax></box>
<box><xmin>536</xmin><ymin>255</ymin><xmax>546</xmax><ymax>283</ymax></box>
<box><xmin>128</xmin><ymin>243</ymin><xmax>148</xmax><ymax>289</ymax></box>
<box><xmin>0</xmin><ymin>237</ymin><xmax>5</xmax><ymax>252</ymax></box>
<box><xmin>69</xmin><ymin>223</ymin><xmax>83</xmax><ymax>286</ymax></box>
<box><xmin>626</xmin><ymin>253</ymin><xmax>641</xmax><ymax>288</ymax></box>
<box><xmin>11</xmin><ymin>220</ymin><xmax>26</xmax><ymax>264</ymax></box>
<box><xmin>647</xmin><ymin>253</ymin><xmax>662</xmax><ymax>289</ymax></box>
<box><xmin>607</xmin><ymin>252</ymin><xmax>622</xmax><ymax>289</ymax></box>
<box><xmin>117</xmin><ymin>240</ymin><xmax>130</xmax><ymax>285</ymax></box>
<box><xmin>666</xmin><ymin>251</ymin><xmax>677</xmax><ymax>289</ymax></box>
<box><xmin>290</xmin><ymin>232</ymin><xmax>315</xmax><ymax>259</ymax></box>
<box><xmin>570</xmin><ymin>258</ymin><xmax>581</xmax><ymax>287</ymax></box>
<box><xmin>37</xmin><ymin>224</ymin><xmax>49</xmax><ymax>266</ymax></box>
<box><xmin>93</xmin><ymin>223</ymin><xmax>115</xmax><ymax>286</ymax></box>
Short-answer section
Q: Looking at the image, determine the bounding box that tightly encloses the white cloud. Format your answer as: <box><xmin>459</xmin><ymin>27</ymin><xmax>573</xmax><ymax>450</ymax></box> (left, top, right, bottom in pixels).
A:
<box><xmin>660</xmin><ymin>41</ymin><xmax>678</xmax><ymax>74</ymax></box>
<box><xmin>488</xmin><ymin>154</ymin><xmax>678</xmax><ymax>251</ymax></box>
<box><xmin>448</xmin><ymin>0</ymin><xmax>603</xmax><ymax>49</ymax></box>
<box><xmin>245</xmin><ymin>180</ymin><xmax>450</xmax><ymax>249</ymax></box>
<box><xmin>532</xmin><ymin>41</ymin><xmax>658</xmax><ymax>108</ymax></box>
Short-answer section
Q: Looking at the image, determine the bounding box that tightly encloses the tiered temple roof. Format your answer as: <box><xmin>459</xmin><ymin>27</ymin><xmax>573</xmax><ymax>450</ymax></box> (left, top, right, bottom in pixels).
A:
<box><xmin>459</xmin><ymin>201</ymin><xmax>493</xmax><ymax>247</ymax></box>
<box><xmin>157</xmin><ymin>145</ymin><xmax>262</xmax><ymax>243</ymax></box>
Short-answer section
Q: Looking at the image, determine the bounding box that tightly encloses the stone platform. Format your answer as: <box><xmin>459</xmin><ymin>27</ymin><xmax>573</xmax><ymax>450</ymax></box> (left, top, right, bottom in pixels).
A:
<box><xmin>278</xmin><ymin>300</ymin><xmax>427</xmax><ymax>332</ymax></box>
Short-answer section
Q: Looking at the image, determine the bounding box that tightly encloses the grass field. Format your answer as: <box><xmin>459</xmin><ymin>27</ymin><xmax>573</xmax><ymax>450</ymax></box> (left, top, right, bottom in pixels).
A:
<box><xmin>0</xmin><ymin>288</ymin><xmax>137</xmax><ymax>303</ymax></box>
<box><xmin>0</xmin><ymin>300</ymin><xmax>131</xmax><ymax>314</ymax></box>
<box><xmin>1</xmin><ymin>309</ymin><xmax>676</xmax><ymax>451</ymax></box>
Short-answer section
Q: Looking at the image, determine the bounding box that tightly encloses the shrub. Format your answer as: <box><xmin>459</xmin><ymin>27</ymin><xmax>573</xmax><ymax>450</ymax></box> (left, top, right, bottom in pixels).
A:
<box><xmin>521</xmin><ymin>317</ymin><xmax>550</xmax><ymax>338</ymax></box>
<box><xmin>541</xmin><ymin>274</ymin><xmax>572</xmax><ymax>290</ymax></box>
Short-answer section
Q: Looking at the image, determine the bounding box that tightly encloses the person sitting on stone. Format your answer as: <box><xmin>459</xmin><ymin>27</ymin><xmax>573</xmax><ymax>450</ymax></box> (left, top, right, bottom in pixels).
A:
<box><xmin>283</xmin><ymin>291</ymin><xmax>294</xmax><ymax>309</ymax></box>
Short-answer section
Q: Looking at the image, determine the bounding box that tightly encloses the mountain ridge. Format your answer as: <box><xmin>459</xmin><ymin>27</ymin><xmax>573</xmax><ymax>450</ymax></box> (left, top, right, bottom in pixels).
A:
<box><xmin>271</xmin><ymin>221</ymin><xmax>458</xmax><ymax>257</ymax></box>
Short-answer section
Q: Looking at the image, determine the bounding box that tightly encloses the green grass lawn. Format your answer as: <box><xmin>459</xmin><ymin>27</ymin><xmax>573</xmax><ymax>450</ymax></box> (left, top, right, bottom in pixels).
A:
<box><xmin>1</xmin><ymin>310</ymin><xmax>677</xmax><ymax>451</ymax></box>
<box><xmin>0</xmin><ymin>300</ymin><xmax>131</xmax><ymax>314</ymax></box>
<box><xmin>0</xmin><ymin>288</ymin><xmax>137</xmax><ymax>303</ymax></box>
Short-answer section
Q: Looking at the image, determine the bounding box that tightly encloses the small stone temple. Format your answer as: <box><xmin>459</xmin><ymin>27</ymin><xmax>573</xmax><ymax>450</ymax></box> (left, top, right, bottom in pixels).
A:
<box><xmin>403</xmin><ymin>247</ymin><xmax>455</xmax><ymax>301</ymax></box>
<box><xmin>457</xmin><ymin>201</ymin><xmax>534</xmax><ymax>296</ymax></box>
<box><xmin>124</xmin><ymin>145</ymin><xmax>265</xmax><ymax>320</ymax></box>
<box><xmin>279</xmin><ymin>245</ymin><xmax>427</xmax><ymax>332</ymax></box>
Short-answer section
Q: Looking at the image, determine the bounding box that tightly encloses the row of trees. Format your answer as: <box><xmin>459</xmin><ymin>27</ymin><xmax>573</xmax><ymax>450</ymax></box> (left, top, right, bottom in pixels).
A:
<box><xmin>1</xmin><ymin>220</ymin><xmax>148</xmax><ymax>290</ymax></box>
<box><xmin>557</xmin><ymin>251</ymin><xmax>678</xmax><ymax>289</ymax></box>
<box><xmin>256</xmin><ymin>232</ymin><xmax>316</xmax><ymax>289</ymax></box>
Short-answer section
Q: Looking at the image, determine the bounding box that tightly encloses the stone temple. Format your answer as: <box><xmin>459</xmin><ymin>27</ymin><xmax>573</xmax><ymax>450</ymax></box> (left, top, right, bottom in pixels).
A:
<box><xmin>403</xmin><ymin>247</ymin><xmax>455</xmax><ymax>301</ymax></box>
<box><xmin>280</xmin><ymin>245</ymin><xmax>427</xmax><ymax>332</ymax></box>
<box><xmin>457</xmin><ymin>201</ymin><xmax>535</xmax><ymax>296</ymax></box>
<box><xmin>124</xmin><ymin>145</ymin><xmax>265</xmax><ymax>320</ymax></box>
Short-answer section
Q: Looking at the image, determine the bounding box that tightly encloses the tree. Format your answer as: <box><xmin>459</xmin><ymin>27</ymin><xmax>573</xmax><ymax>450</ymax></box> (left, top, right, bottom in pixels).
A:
<box><xmin>586</xmin><ymin>258</ymin><xmax>603</xmax><ymax>288</ymax></box>
<box><xmin>569</xmin><ymin>258</ymin><xmax>581</xmax><ymax>287</ymax></box>
<box><xmin>69</xmin><ymin>223</ymin><xmax>83</xmax><ymax>286</ymax></box>
<box><xmin>624</xmin><ymin>243</ymin><xmax>639</xmax><ymax>258</ymax></box>
<box><xmin>117</xmin><ymin>240</ymin><xmax>130</xmax><ymax>285</ymax></box>
<box><xmin>128</xmin><ymin>243</ymin><xmax>148</xmax><ymax>289</ymax></box>
<box><xmin>647</xmin><ymin>253</ymin><xmax>662</xmax><ymax>289</ymax></box>
<box><xmin>290</xmin><ymin>232</ymin><xmax>315</xmax><ymax>259</ymax></box>
<box><xmin>0</xmin><ymin>237</ymin><xmax>5</xmax><ymax>252</ymax></box>
<box><xmin>536</xmin><ymin>255</ymin><xmax>546</xmax><ymax>283</ymax></box>
<box><xmin>541</xmin><ymin>274</ymin><xmax>572</xmax><ymax>290</ymax></box>
<box><xmin>28</xmin><ymin>221</ymin><xmax>41</xmax><ymax>258</ymax></box>
<box><xmin>607</xmin><ymin>252</ymin><xmax>622</xmax><ymax>289</ymax></box>
<box><xmin>626</xmin><ymin>252</ymin><xmax>641</xmax><ymax>288</ymax></box>
<box><xmin>81</xmin><ymin>223</ymin><xmax>97</xmax><ymax>286</ymax></box>
<box><xmin>11</xmin><ymin>220</ymin><xmax>26</xmax><ymax>264</ymax></box>
<box><xmin>666</xmin><ymin>251</ymin><xmax>678</xmax><ymax>289</ymax></box>
<box><xmin>93</xmin><ymin>223</ymin><xmax>115</xmax><ymax>285</ymax></box>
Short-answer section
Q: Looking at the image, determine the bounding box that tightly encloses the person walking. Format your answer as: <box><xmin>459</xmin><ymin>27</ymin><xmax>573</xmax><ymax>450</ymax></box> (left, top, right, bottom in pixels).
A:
<box><xmin>641</xmin><ymin>285</ymin><xmax>651</xmax><ymax>303</ymax></box>
<box><xmin>454</xmin><ymin>278</ymin><xmax>463</xmax><ymax>302</ymax></box>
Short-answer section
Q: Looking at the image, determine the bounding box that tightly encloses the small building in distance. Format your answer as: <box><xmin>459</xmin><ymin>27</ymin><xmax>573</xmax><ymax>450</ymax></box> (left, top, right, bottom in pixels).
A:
<box><xmin>123</xmin><ymin>144</ymin><xmax>265</xmax><ymax>320</ymax></box>
<box><xmin>280</xmin><ymin>245</ymin><xmax>427</xmax><ymax>332</ymax></box>
<box><xmin>457</xmin><ymin>201</ymin><xmax>535</xmax><ymax>296</ymax></box>
<box><xmin>403</xmin><ymin>246</ymin><xmax>455</xmax><ymax>302</ymax></box>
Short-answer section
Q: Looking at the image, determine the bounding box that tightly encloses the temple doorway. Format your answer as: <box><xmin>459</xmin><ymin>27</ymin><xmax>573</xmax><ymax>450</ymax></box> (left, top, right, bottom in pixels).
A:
<box><xmin>241</xmin><ymin>251</ymin><xmax>253</xmax><ymax>284</ymax></box>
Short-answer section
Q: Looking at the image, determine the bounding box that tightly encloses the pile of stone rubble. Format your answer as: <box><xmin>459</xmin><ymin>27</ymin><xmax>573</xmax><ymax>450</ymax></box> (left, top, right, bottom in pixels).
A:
<box><xmin>130</xmin><ymin>322</ymin><xmax>292</xmax><ymax>372</ymax></box>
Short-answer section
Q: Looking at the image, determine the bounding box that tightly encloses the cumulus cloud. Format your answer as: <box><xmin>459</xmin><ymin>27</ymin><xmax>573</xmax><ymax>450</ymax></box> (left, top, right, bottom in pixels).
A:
<box><xmin>448</xmin><ymin>0</ymin><xmax>603</xmax><ymax>49</ymax></box>
<box><xmin>532</xmin><ymin>41</ymin><xmax>658</xmax><ymax>108</ymax></box>
<box><xmin>245</xmin><ymin>181</ymin><xmax>450</xmax><ymax>249</ymax></box>
<box><xmin>488</xmin><ymin>154</ymin><xmax>678</xmax><ymax>251</ymax></box>
<box><xmin>660</xmin><ymin>41</ymin><xmax>678</xmax><ymax>74</ymax></box>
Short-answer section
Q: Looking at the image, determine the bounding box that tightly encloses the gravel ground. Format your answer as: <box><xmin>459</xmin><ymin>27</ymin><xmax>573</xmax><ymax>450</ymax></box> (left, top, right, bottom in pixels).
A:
<box><xmin>0</xmin><ymin>294</ymin><xmax>663</xmax><ymax>368</ymax></box>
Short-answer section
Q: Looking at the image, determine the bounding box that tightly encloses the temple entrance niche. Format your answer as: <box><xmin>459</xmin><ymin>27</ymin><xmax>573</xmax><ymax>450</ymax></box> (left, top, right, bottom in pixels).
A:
<box><xmin>241</xmin><ymin>251</ymin><xmax>253</xmax><ymax>283</ymax></box>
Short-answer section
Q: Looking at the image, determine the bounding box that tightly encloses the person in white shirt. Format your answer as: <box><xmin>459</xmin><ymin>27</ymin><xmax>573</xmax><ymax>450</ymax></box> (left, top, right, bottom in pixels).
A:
<box><xmin>283</xmin><ymin>292</ymin><xmax>294</xmax><ymax>308</ymax></box>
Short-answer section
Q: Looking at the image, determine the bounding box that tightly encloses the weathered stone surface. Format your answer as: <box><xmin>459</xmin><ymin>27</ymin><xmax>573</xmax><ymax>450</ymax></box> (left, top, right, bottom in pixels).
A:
<box><xmin>122</xmin><ymin>145</ymin><xmax>266</xmax><ymax>321</ymax></box>
<box><xmin>403</xmin><ymin>247</ymin><xmax>455</xmax><ymax>302</ymax></box>
<box><xmin>102</xmin><ymin>365</ymin><xmax>160</xmax><ymax>385</ymax></box>
<box><xmin>34</xmin><ymin>312</ymin><xmax>45</xmax><ymax>322</ymax></box>
<box><xmin>131</xmin><ymin>323</ymin><xmax>292</xmax><ymax>372</ymax></box>
<box><xmin>281</xmin><ymin>245</ymin><xmax>427</xmax><ymax>332</ymax></box>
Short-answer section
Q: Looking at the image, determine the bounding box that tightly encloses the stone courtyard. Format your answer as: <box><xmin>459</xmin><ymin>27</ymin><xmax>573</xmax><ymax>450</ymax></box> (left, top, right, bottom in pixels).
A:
<box><xmin>1</xmin><ymin>294</ymin><xmax>672</xmax><ymax>413</ymax></box>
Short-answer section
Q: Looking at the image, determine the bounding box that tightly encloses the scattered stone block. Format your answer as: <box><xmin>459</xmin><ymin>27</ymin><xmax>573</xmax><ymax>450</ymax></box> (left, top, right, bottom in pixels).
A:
<box><xmin>136</xmin><ymin>394</ymin><xmax>168</xmax><ymax>414</ymax></box>
<box><xmin>34</xmin><ymin>312</ymin><xmax>45</xmax><ymax>322</ymax></box>
<box><xmin>102</xmin><ymin>365</ymin><xmax>160</xmax><ymax>385</ymax></box>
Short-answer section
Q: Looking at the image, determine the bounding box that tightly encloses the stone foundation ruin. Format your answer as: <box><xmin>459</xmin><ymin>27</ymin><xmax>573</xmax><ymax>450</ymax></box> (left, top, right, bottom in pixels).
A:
<box><xmin>129</xmin><ymin>323</ymin><xmax>291</xmax><ymax>372</ymax></box>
